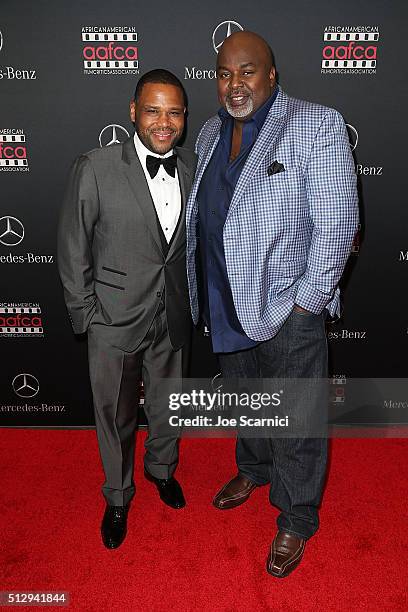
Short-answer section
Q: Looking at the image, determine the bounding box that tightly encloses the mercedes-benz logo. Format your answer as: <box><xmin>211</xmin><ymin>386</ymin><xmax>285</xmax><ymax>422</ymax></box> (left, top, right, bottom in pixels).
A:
<box><xmin>211</xmin><ymin>372</ymin><xmax>223</xmax><ymax>392</ymax></box>
<box><xmin>346</xmin><ymin>124</ymin><xmax>358</xmax><ymax>151</ymax></box>
<box><xmin>12</xmin><ymin>373</ymin><xmax>40</xmax><ymax>398</ymax></box>
<box><xmin>98</xmin><ymin>124</ymin><xmax>130</xmax><ymax>148</ymax></box>
<box><xmin>0</xmin><ymin>30</ymin><xmax>3</xmax><ymax>53</ymax></box>
<box><xmin>0</xmin><ymin>216</ymin><xmax>25</xmax><ymax>246</ymax></box>
<box><xmin>212</xmin><ymin>20</ymin><xmax>244</xmax><ymax>54</ymax></box>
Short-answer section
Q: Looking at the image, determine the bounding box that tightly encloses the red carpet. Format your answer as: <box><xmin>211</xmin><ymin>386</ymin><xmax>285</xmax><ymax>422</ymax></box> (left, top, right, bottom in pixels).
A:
<box><xmin>0</xmin><ymin>431</ymin><xmax>407</xmax><ymax>611</ymax></box>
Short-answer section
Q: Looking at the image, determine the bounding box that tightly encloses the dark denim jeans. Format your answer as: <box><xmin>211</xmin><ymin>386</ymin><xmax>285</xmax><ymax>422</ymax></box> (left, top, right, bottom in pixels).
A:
<box><xmin>218</xmin><ymin>308</ymin><xmax>328</xmax><ymax>540</ymax></box>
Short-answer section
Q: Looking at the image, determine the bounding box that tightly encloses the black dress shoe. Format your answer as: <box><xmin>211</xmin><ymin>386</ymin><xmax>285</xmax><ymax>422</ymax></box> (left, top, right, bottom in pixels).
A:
<box><xmin>144</xmin><ymin>470</ymin><xmax>186</xmax><ymax>509</ymax></box>
<box><xmin>101</xmin><ymin>504</ymin><xmax>129</xmax><ymax>549</ymax></box>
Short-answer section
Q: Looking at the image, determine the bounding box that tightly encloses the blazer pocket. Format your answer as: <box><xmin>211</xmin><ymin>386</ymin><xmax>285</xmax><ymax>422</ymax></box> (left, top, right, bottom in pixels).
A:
<box><xmin>267</xmin><ymin>166</ymin><xmax>303</xmax><ymax>182</ymax></box>
<box><xmin>94</xmin><ymin>278</ymin><xmax>125</xmax><ymax>291</ymax></box>
<box><xmin>102</xmin><ymin>265</ymin><xmax>127</xmax><ymax>276</ymax></box>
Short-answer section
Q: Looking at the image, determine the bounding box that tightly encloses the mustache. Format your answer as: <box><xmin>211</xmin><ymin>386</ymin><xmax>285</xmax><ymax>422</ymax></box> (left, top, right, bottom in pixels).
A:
<box><xmin>147</xmin><ymin>127</ymin><xmax>177</xmax><ymax>133</ymax></box>
<box><xmin>226</xmin><ymin>89</ymin><xmax>252</xmax><ymax>98</ymax></box>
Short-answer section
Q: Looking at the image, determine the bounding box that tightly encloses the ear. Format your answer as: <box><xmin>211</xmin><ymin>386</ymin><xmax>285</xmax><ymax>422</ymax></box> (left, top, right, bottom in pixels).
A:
<box><xmin>269</xmin><ymin>66</ymin><xmax>276</xmax><ymax>87</ymax></box>
<box><xmin>129</xmin><ymin>99</ymin><xmax>136</xmax><ymax>123</ymax></box>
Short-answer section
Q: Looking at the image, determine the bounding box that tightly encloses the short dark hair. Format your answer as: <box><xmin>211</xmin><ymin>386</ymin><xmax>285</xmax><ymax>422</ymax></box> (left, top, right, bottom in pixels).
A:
<box><xmin>134</xmin><ymin>69</ymin><xmax>187</xmax><ymax>107</ymax></box>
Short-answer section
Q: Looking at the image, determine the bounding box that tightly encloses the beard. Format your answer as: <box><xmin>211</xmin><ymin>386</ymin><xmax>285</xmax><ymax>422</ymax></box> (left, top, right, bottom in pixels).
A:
<box><xmin>225</xmin><ymin>92</ymin><xmax>254</xmax><ymax>119</ymax></box>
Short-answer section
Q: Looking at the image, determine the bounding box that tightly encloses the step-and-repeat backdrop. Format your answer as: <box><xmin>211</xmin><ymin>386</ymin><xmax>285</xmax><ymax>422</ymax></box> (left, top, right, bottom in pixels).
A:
<box><xmin>1</xmin><ymin>1</ymin><xmax>407</xmax><ymax>427</ymax></box>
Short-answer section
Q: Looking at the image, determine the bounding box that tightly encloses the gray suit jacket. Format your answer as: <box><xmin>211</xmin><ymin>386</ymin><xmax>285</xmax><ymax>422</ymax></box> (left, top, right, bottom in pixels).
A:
<box><xmin>57</xmin><ymin>136</ymin><xmax>197</xmax><ymax>352</ymax></box>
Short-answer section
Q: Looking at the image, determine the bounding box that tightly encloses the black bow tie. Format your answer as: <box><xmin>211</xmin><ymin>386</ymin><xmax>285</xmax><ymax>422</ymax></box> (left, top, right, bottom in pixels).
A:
<box><xmin>146</xmin><ymin>153</ymin><xmax>177</xmax><ymax>179</ymax></box>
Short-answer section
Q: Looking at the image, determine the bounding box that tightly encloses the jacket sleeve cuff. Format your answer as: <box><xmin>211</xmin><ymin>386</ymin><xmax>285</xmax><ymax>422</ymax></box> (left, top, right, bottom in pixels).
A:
<box><xmin>67</xmin><ymin>299</ymin><xmax>97</xmax><ymax>334</ymax></box>
<box><xmin>295</xmin><ymin>280</ymin><xmax>333</xmax><ymax>314</ymax></box>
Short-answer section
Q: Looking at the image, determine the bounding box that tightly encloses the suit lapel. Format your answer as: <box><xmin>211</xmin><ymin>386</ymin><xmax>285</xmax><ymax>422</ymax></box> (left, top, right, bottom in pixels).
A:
<box><xmin>121</xmin><ymin>137</ymin><xmax>163</xmax><ymax>258</ymax></box>
<box><xmin>226</xmin><ymin>88</ymin><xmax>289</xmax><ymax>221</ymax></box>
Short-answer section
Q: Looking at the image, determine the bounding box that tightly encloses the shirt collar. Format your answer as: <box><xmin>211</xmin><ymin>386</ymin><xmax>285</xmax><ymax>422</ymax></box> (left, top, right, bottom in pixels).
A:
<box><xmin>133</xmin><ymin>130</ymin><xmax>174</xmax><ymax>165</ymax></box>
<box><xmin>218</xmin><ymin>85</ymin><xmax>279</xmax><ymax>130</ymax></box>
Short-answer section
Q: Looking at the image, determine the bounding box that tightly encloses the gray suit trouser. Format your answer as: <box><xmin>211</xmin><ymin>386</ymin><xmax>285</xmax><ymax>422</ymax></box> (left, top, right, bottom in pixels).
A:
<box><xmin>87</xmin><ymin>302</ymin><xmax>186</xmax><ymax>506</ymax></box>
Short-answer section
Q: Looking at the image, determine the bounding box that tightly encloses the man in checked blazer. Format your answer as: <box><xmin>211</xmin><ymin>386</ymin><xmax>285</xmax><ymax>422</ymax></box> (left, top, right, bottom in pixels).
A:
<box><xmin>186</xmin><ymin>32</ymin><xmax>359</xmax><ymax>577</ymax></box>
<box><xmin>58</xmin><ymin>70</ymin><xmax>196</xmax><ymax>549</ymax></box>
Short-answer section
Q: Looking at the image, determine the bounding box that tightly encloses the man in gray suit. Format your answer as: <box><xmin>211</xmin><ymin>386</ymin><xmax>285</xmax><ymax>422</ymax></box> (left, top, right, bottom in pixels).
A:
<box><xmin>58</xmin><ymin>70</ymin><xmax>196</xmax><ymax>549</ymax></box>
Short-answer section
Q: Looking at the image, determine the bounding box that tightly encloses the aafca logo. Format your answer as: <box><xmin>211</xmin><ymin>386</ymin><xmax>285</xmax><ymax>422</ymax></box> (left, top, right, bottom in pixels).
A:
<box><xmin>0</xmin><ymin>129</ymin><xmax>29</xmax><ymax>172</ymax></box>
<box><xmin>99</xmin><ymin>124</ymin><xmax>130</xmax><ymax>147</ymax></box>
<box><xmin>12</xmin><ymin>373</ymin><xmax>40</xmax><ymax>398</ymax></box>
<box><xmin>0</xmin><ymin>303</ymin><xmax>44</xmax><ymax>338</ymax></box>
<box><xmin>321</xmin><ymin>26</ymin><xmax>379</xmax><ymax>74</ymax></box>
<box><xmin>185</xmin><ymin>20</ymin><xmax>244</xmax><ymax>80</ymax></box>
<box><xmin>330</xmin><ymin>375</ymin><xmax>346</xmax><ymax>404</ymax></box>
<box><xmin>82</xmin><ymin>27</ymin><xmax>139</xmax><ymax>75</ymax></box>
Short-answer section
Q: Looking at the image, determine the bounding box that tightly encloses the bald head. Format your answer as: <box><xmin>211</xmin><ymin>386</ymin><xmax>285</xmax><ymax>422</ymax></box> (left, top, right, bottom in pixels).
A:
<box><xmin>216</xmin><ymin>31</ymin><xmax>276</xmax><ymax>121</ymax></box>
<box><xmin>217</xmin><ymin>31</ymin><xmax>275</xmax><ymax>71</ymax></box>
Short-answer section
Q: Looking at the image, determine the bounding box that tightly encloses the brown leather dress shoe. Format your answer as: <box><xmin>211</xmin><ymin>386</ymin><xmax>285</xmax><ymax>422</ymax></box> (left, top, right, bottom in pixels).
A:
<box><xmin>267</xmin><ymin>531</ymin><xmax>306</xmax><ymax>578</ymax></box>
<box><xmin>213</xmin><ymin>473</ymin><xmax>258</xmax><ymax>509</ymax></box>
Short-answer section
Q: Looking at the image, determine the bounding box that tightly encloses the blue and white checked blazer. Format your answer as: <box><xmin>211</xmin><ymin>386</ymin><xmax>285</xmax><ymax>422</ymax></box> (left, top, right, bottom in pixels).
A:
<box><xmin>186</xmin><ymin>87</ymin><xmax>359</xmax><ymax>342</ymax></box>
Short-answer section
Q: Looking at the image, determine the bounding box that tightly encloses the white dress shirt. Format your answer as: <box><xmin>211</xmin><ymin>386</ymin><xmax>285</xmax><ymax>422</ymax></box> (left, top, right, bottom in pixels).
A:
<box><xmin>133</xmin><ymin>131</ymin><xmax>181</xmax><ymax>243</ymax></box>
